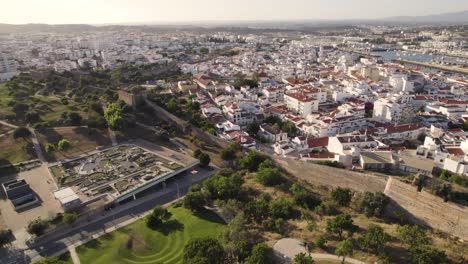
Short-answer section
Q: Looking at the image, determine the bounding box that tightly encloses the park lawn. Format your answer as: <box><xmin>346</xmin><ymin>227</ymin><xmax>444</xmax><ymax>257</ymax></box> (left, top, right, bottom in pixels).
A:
<box><xmin>31</xmin><ymin>95</ymin><xmax>89</xmax><ymax>125</ymax></box>
<box><xmin>36</xmin><ymin>127</ymin><xmax>111</xmax><ymax>161</ymax></box>
<box><xmin>0</xmin><ymin>84</ymin><xmax>15</xmax><ymax>118</ymax></box>
<box><xmin>0</xmin><ymin>134</ymin><xmax>36</xmax><ymax>166</ymax></box>
<box><xmin>77</xmin><ymin>207</ymin><xmax>226</xmax><ymax>264</ymax></box>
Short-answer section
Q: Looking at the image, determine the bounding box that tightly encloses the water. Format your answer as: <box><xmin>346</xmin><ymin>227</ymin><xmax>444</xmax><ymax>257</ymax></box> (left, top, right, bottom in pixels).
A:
<box><xmin>370</xmin><ymin>50</ymin><xmax>468</xmax><ymax>65</ymax></box>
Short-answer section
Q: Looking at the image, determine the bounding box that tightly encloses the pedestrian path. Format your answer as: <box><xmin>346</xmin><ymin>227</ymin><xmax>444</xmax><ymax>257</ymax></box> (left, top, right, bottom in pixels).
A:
<box><xmin>67</xmin><ymin>245</ymin><xmax>80</xmax><ymax>264</ymax></box>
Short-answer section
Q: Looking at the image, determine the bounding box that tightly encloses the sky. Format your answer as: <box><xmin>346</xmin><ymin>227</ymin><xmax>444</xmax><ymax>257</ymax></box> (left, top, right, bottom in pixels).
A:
<box><xmin>2</xmin><ymin>0</ymin><xmax>468</xmax><ymax>24</ymax></box>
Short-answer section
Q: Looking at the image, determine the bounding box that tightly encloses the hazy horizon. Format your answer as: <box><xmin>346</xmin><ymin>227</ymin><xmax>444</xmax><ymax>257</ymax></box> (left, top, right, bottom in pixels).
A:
<box><xmin>2</xmin><ymin>0</ymin><xmax>468</xmax><ymax>25</ymax></box>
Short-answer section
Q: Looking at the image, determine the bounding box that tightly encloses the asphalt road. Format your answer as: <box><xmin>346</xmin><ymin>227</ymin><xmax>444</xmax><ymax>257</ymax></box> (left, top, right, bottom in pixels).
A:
<box><xmin>9</xmin><ymin>168</ymin><xmax>214</xmax><ymax>264</ymax></box>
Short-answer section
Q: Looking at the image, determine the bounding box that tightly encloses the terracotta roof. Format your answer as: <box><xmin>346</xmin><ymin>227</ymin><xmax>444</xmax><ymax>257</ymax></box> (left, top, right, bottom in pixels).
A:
<box><xmin>286</xmin><ymin>93</ymin><xmax>316</xmax><ymax>103</ymax></box>
<box><xmin>386</xmin><ymin>124</ymin><xmax>422</xmax><ymax>134</ymax></box>
<box><xmin>446</xmin><ymin>148</ymin><xmax>465</xmax><ymax>156</ymax></box>
<box><xmin>307</xmin><ymin>137</ymin><xmax>329</xmax><ymax>149</ymax></box>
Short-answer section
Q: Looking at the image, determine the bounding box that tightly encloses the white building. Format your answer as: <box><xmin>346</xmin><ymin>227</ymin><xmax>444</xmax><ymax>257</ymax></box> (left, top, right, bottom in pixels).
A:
<box><xmin>284</xmin><ymin>93</ymin><xmax>318</xmax><ymax>118</ymax></box>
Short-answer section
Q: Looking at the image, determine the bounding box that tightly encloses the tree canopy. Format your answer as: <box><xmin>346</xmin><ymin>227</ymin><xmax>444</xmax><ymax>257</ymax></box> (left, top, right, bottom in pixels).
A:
<box><xmin>326</xmin><ymin>214</ymin><xmax>355</xmax><ymax>239</ymax></box>
<box><xmin>294</xmin><ymin>252</ymin><xmax>314</xmax><ymax>264</ymax></box>
<box><xmin>245</xmin><ymin>243</ymin><xmax>272</xmax><ymax>264</ymax></box>
<box><xmin>239</xmin><ymin>151</ymin><xmax>267</xmax><ymax>172</ymax></box>
<box><xmin>183</xmin><ymin>237</ymin><xmax>226</xmax><ymax>264</ymax></box>
<box><xmin>335</xmin><ymin>239</ymin><xmax>354</xmax><ymax>264</ymax></box>
<box><xmin>146</xmin><ymin>205</ymin><xmax>171</xmax><ymax>229</ymax></box>
<box><xmin>13</xmin><ymin>127</ymin><xmax>31</xmax><ymax>140</ymax></box>
<box><xmin>358</xmin><ymin>224</ymin><xmax>390</xmax><ymax>253</ymax></box>
<box><xmin>331</xmin><ymin>187</ymin><xmax>353</xmax><ymax>207</ymax></box>
<box><xmin>358</xmin><ymin>192</ymin><xmax>389</xmax><ymax>218</ymax></box>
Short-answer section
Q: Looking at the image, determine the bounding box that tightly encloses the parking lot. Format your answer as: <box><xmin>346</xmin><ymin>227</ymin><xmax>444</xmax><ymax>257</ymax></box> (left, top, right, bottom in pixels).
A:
<box><xmin>0</xmin><ymin>164</ymin><xmax>63</xmax><ymax>244</ymax></box>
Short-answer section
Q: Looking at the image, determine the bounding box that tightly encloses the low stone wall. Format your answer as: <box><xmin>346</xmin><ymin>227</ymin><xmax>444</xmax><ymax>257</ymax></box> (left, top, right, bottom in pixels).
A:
<box><xmin>273</xmin><ymin>157</ymin><xmax>388</xmax><ymax>193</ymax></box>
<box><xmin>384</xmin><ymin>177</ymin><xmax>468</xmax><ymax>240</ymax></box>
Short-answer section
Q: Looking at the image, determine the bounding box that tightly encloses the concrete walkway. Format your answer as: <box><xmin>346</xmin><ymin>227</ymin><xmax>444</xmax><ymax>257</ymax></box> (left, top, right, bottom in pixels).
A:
<box><xmin>310</xmin><ymin>253</ymin><xmax>366</xmax><ymax>264</ymax></box>
<box><xmin>67</xmin><ymin>245</ymin><xmax>80</xmax><ymax>264</ymax></box>
<box><xmin>0</xmin><ymin>120</ymin><xmax>18</xmax><ymax>129</ymax></box>
<box><xmin>26</xmin><ymin>126</ymin><xmax>47</xmax><ymax>163</ymax></box>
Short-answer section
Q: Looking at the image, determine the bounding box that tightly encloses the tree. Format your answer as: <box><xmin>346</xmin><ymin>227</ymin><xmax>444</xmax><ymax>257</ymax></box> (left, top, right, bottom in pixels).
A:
<box><xmin>290</xmin><ymin>184</ymin><xmax>321</xmax><ymax>210</ymax></box>
<box><xmin>281</xmin><ymin>121</ymin><xmax>298</xmax><ymax>137</ymax></box>
<box><xmin>326</xmin><ymin>214</ymin><xmax>355</xmax><ymax>239</ymax></box>
<box><xmin>220</xmin><ymin>143</ymin><xmax>240</xmax><ymax>161</ymax></box>
<box><xmin>245</xmin><ymin>243</ymin><xmax>272</xmax><ymax>264</ymax></box>
<box><xmin>146</xmin><ymin>205</ymin><xmax>171</xmax><ymax>229</ymax></box>
<box><xmin>358</xmin><ymin>192</ymin><xmax>388</xmax><ymax>218</ymax></box>
<box><xmin>193</xmin><ymin>149</ymin><xmax>202</xmax><ymax>159</ymax></box>
<box><xmin>203</xmin><ymin>172</ymin><xmax>243</xmax><ymax>200</ymax></box>
<box><xmin>13</xmin><ymin>127</ymin><xmax>31</xmax><ymax>140</ymax></box>
<box><xmin>67</xmin><ymin>112</ymin><xmax>82</xmax><ymax>125</ymax></box>
<box><xmin>45</xmin><ymin>143</ymin><xmax>55</xmax><ymax>154</ymax></box>
<box><xmin>314</xmin><ymin>235</ymin><xmax>327</xmax><ymax>249</ymax></box>
<box><xmin>358</xmin><ymin>224</ymin><xmax>389</xmax><ymax>253</ymax></box>
<box><xmin>335</xmin><ymin>239</ymin><xmax>354</xmax><ymax>264</ymax></box>
<box><xmin>104</xmin><ymin>103</ymin><xmax>125</xmax><ymax>131</ymax></box>
<box><xmin>331</xmin><ymin>188</ymin><xmax>353</xmax><ymax>207</ymax></box>
<box><xmin>294</xmin><ymin>252</ymin><xmax>314</xmax><ymax>264</ymax></box>
<box><xmin>199</xmin><ymin>153</ymin><xmax>211</xmax><ymax>167</ymax></box>
<box><xmin>0</xmin><ymin>229</ymin><xmax>11</xmax><ymax>247</ymax></box>
<box><xmin>314</xmin><ymin>201</ymin><xmax>340</xmax><ymax>216</ymax></box>
<box><xmin>27</xmin><ymin>218</ymin><xmax>49</xmax><ymax>236</ymax></box>
<box><xmin>62</xmin><ymin>213</ymin><xmax>78</xmax><ymax>225</ymax></box>
<box><xmin>255</xmin><ymin>167</ymin><xmax>283</xmax><ymax>186</ymax></box>
<box><xmin>397</xmin><ymin>225</ymin><xmax>430</xmax><ymax>248</ymax></box>
<box><xmin>462</xmin><ymin>121</ymin><xmax>468</xmax><ymax>132</ymax></box>
<box><xmin>183</xmin><ymin>238</ymin><xmax>225</xmax><ymax>264</ymax></box>
<box><xmin>409</xmin><ymin>246</ymin><xmax>449</xmax><ymax>264</ymax></box>
<box><xmin>216</xmin><ymin>199</ymin><xmax>243</xmax><ymax>222</ymax></box>
<box><xmin>183</xmin><ymin>191</ymin><xmax>206</xmax><ymax>212</ymax></box>
<box><xmin>244</xmin><ymin>193</ymin><xmax>271</xmax><ymax>222</ymax></box>
<box><xmin>239</xmin><ymin>151</ymin><xmax>267</xmax><ymax>172</ymax></box>
<box><xmin>269</xmin><ymin>198</ymin><xmax>293</xmax><ymax>219</ymax></box>
<box><xmin>247</xmin><ymin>122</ymin><xmax>260</xmax><ymax>137</ymax></box>
<box><xmin>223</xmin><ymin>213</ymin><xmax>251</xmax><ymax>262</ymax></box>
<box><xmin>57</xmin><ymin>139</ymin><xmax>71</xmax><ymax>151</ymax></box>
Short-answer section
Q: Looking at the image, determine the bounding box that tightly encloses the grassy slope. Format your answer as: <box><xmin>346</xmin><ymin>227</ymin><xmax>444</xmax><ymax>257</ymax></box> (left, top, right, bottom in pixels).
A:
<box><xmin>77</xmin><ymin>207</ymin><xmax>226</xmax><ymax>264</ymax></box>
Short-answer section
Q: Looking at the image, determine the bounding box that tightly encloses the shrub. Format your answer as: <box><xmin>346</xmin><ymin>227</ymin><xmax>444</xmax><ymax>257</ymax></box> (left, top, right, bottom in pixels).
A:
<box><xmin>27</xmin><ymin>218</ymin><xmax>49</xmax><ymax>236</ymax></box>
<box><xmin>330</xmin><ymin>187</ymin><xmax>353</xmax><ymax>207</ymax></box>
<box><xmin>269</xmin><ymin>198</ymin><xmax>293</xmax><ymax>219</ymax></box>
<box><xmin>255</xmin><ymin>167</ymin><xmax>283</xmax><ymax>186</ymax></box>
<box><xmin>57</xmin><ymin>139</ymin><xmax>71</xmax><ymax>151</ymax></box>
<box><xmin>358</xmin><ymin>192</ymin><xmax>389</xmax><ymax>218</ymax></box>
<box><xmin>62</xmin><ymin>213</ymin><xmax>78</xmax><ymax>225</ymax></box>
<box><xmin>314</xmin><ymin>235</ymin><xmax>326</xmax><ymax>249</ymax></box>
<box><xmin>239</xmin><ymin>151</ymin><xmax>267</xmax><ymax>172</ymax></box>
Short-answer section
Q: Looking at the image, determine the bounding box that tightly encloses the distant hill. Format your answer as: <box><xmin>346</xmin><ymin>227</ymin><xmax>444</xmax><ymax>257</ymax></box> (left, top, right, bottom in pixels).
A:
<box><xmin>0</xmin><ymin>23</ymin><xmax>96</xmax><ymax>34</ymax></box>
<box><xmin>383</xmin><ymin>10</ymin><xmax>468</xmax><ymax>24</ymax></box>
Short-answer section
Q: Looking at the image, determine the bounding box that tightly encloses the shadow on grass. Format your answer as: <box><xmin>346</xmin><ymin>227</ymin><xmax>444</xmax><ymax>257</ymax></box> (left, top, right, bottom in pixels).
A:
<box><xmin>148</xmin><ymin>219</ymin><xmax>184</xmax><ymax>236</ymax></box>
<box><xmin>194</xmin><ymin>209</ymin><xmax>226</xmax><ymax>225</ymax></box>
<box><xmin>82</xmin><ymin>239</ymin><xmax>102</xmax><ymax>250</ymax></box>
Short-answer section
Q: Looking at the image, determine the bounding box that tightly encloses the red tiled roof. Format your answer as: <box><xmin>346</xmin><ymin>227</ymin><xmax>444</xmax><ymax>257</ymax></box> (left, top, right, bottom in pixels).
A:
<box><xmin>446</xmin><ymin>148</ymin><xmax>465</xmax><ymax>156</ymax></box>
<box><xmin>307</xmin><ymin>137</ymin><xmax>329</xmax><ymax>149</ymax></box>
<box><xmin>386</xmin><ymin>124</ymin><xmax>422</xmax><ymax>134</ymax></box>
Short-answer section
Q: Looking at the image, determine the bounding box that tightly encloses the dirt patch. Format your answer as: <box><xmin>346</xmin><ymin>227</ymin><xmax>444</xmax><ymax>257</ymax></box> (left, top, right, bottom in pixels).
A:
<box><xmin>36</xmin><ymin>126</ymin><xmax>111</xmax><ymax>162</ymax></box>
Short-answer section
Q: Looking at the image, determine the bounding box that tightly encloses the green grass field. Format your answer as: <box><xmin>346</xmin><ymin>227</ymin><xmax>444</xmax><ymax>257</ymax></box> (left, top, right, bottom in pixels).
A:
<box><xmin>0</xmin><ymin>84</ymin><xmax>15</xmax><ymax>118</ymax></box>
<box><xmin>76</xmin><ymin>207</ymin><xmax>226</xmax><ymax>264</ymax></box>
